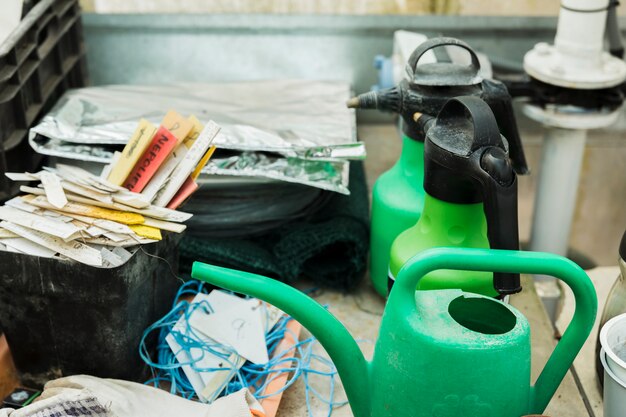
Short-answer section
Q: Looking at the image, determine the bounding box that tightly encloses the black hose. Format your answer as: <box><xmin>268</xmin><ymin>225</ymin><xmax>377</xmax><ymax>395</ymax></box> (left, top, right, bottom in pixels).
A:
<box><xmin>606</xmin><ymin>0</ymin><xmax>624</xmax><ymax>58</ymax></box>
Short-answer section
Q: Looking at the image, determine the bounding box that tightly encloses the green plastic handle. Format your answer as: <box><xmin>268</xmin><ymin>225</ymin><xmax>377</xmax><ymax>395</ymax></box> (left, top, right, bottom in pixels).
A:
<box><xmin>393</xmin><ymin>247</ymin><xmax>597</xmax><ymax>414</ymax></box>
<box><xmin>191</xmin><ymin>261</ymin><xmax>371</xmax><ymax>417</ymax></box>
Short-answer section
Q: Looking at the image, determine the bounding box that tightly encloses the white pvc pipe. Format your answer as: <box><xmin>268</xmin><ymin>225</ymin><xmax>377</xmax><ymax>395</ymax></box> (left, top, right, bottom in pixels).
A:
<box><xmin>529</xmin><ymin>127</ymin><xmax>587</xmax><ymax>270</ymax></box>
<box><xmin>555</xmin><ymin>0</ymin><xmax>609</xmax><ymax>67</ymax></box>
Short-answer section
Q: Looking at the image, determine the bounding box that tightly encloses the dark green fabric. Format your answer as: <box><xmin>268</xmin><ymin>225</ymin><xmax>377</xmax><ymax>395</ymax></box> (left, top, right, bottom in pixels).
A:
<box><xmin>179</xmin><ymin>162</ymin><xmax>369</xmax><ymax>290</ymax></box>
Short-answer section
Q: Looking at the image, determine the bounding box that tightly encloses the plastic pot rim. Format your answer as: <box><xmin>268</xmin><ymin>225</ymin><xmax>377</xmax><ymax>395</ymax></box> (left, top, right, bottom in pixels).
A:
<box><xmin>600</xmin><ymin>313</ymin><xmax>626</xmax><ymax>374</ymax></box>
<box><xmin>601</xmin><ymin>347</ymin><xmax>626</xmax><ymax>389</ymax></box>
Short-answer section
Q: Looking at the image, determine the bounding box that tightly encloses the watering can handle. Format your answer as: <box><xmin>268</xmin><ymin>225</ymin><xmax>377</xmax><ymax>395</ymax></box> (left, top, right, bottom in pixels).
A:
<box><xmin>393</xmin><ymin>247</ymin><xmax>597</xmax><ymax>414</ymax></box>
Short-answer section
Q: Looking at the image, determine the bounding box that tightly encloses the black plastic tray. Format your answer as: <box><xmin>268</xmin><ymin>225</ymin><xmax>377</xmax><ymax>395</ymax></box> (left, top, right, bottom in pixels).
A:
<box><xmin>0</xmin><ymin>0</ymin><xmax>87</xmax><ymax>201</ymax></box>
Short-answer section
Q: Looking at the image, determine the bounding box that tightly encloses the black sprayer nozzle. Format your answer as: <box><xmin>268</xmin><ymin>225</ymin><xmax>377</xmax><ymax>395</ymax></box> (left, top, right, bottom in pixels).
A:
<box><xmin>347</xmin><ymin>86</ymin><xmax>402</xmax><ymax>113</ymax></box>
<box><xmin>347</xmin><ymin>37</ymin><xmax>530</xmax><ymax>176</ymax></box>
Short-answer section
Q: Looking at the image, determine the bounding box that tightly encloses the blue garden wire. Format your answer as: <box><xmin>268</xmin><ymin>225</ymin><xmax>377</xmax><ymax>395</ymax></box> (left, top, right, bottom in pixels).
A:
<box><xmin>139</xmin><ymin>280</ymin><xmax>352</xmax><ymax>416</ymax></box>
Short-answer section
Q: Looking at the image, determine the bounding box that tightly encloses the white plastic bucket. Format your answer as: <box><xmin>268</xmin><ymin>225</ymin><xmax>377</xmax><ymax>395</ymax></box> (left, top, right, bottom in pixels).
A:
<box><xmin>599</xmin><ymin>313</ymin><xmax>626</xmax><ymax>383</ymax></box>
<box><xmin>600</xmin><ymin>348</ymin><xmax>626</xmax><ymax>417</ymax></box>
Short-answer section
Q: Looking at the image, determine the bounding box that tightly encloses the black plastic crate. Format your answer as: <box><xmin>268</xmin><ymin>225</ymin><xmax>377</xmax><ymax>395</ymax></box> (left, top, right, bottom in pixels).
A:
<box><xmin>0</xmin><ymin>0</ymin><xmax>87</xmax><ymax>202</ymax></box>
<box><xmin>0</xmin><ymin>233</ymin><xmax>183</xmax><ymax>386</ymax></box>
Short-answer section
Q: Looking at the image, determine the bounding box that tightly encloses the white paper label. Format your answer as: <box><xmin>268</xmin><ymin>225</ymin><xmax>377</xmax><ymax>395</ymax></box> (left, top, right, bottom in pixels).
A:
<box><xmin>40</xmin><ymin>172</ymin><xmax>68</xmax><ymax>209</ymax></box>
<box><xmin>153</xmin><ymin>122</ymin><xmax>220</xmax><ymax>207</ymax></box>
<box><xmin>1</xmin><ymin>221</ymin><xmax>102</xmax><ymax>266</ymax></box>
<box><xmin>189</xmin><ymin>301</ymin><xmax>269</xmax><ymax>365</ymax></box>
<box><xmin>61</xmin><ymin>180</ymin><xmax>114</xmax><ymax>204</ymax></box>
<box><xmin>100</xmin><ymin>248</ymin><xmax>124</xmax><ymax>267</ymax></box>
<box><xmin>0</xmin><ymin>206</ymin><xmax>81</xmax><ymax>240</ymax></box>
<box><xmin>1</xmin><ymin>237</ymin><xmax>57</xmax><ymax>258</ymax></box>
<box><xmin>141</xmin><ymin>145</ymin><xmax>188</xmax><ymax>202</ymax></box>
<box><xmin>5</xmin><ymin>172</ymin><xmax>39</xmax><ymax>182</ymax></box>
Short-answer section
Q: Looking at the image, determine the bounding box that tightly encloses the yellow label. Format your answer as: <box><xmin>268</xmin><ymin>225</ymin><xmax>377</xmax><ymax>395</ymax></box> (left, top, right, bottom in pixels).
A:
<box><xmin>129</xmin><ymin>224</ymin><xmax>162</xmax><ymax>240</ymax></box>
<box><xmin>27</xmin><ymin>195</ymin><xmax>145</xmax><ymax>225</ymax></box>
<box><xmin>182</xmin><ymin>115</ymin><xmax>204</xmax><ymax>149</ymax></box>
<box><xmin>161</xmin><ymin>110</ymin><xmax>194</xmax><ymax>143</ymax></box>
<box><xmin>107</xmin><ymin>119</ymin><xmax>157</xmax><ymax>186</ymax></box>
<box><xmin>191</xmin><ymin>146</ymin><xmax>217</xmax><ymax>180</ymax></box>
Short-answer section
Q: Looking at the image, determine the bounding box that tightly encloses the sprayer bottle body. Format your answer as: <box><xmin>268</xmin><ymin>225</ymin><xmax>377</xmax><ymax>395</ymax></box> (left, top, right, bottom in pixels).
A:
<box><xmin>387</xmin><ymin>96</ymin><xmax>525</xmax><ymax>297</ymax></box>
<box><xmin>370</xmin><ymin>135</ymin><xmax>425</xmax><ymax>296</ymax></box>
<box><xmin>388</xmin><ymin>194</ymin><xmax>496</xmax><ymax>296</ymax></box>
<box><xmin>349</xmin><ymin>39</ymin><xmax>527</xmax><ymax>298</ymax></box>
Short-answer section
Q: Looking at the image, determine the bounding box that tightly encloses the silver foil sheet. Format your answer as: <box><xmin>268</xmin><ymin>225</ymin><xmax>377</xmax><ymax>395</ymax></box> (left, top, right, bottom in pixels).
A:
<box><xmin>29</xmin><ymin>80</ymin><xmax>361</xmax><ymax>193</ymax></box>
<box><xmin>31</xmin><ymin>137</ymin><xmax>351</xmax><ymax>194</ymax></box>
<box><xmin>29</xmin><ymin>81</ymin><xmax>364</xmax><ymax>160</ymax></box>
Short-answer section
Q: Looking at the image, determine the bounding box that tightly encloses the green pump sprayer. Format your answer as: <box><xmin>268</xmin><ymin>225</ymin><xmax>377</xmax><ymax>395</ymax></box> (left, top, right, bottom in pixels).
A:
<box><xmin>191</xmin><ymin>247</ymin><xmax>597</xmax><ymax>417</ymax></box>
<box><xmin>388</xmin><ymin>96</ymin><xmax>527</xmax><ymax>297</ymax></box>
<box><xmin>348</xmin><ymin>37</ymin><xmax>528</xmax><ymax>297</ymax></box>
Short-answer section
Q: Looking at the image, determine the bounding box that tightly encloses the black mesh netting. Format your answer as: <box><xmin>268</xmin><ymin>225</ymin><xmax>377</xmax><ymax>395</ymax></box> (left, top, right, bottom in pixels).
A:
<box><xmin>179</xmin><ymin>162</ymin><xmax>369</xmax><ymax>291</ymax></box>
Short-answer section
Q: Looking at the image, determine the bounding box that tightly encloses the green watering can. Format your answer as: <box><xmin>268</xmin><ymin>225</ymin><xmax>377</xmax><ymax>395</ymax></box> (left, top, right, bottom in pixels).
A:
<box><xmin>192</xmin><ymin>248</ymin><xmax>597</xmax><ymax>417</ymax></box>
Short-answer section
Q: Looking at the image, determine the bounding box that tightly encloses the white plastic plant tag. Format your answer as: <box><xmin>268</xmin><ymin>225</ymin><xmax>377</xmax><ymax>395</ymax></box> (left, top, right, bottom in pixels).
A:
<box><xmin>49</xmin><ymin>169</ymin><xmax>112</xmax><ymax>196</ymax></box>
<box><xmin>83</xmin><ymin>236</ymin><xmax>157</xmax><ymax>247</ymax></box>
<box><xmin>48</xmin><ymin>211</ymin><xmax>135</xmax><ymax>235</ymax></box>
<box><xmin>54</xmin><ymin>164</ymin><xmax>125</xmax><ymax>193</ymax></box>
<box><xmin>60</xmin><ymin>180</ymin><xmax>114</xmax><ymax>204</ymax></box>
<box><xmin>1</xmin><ymin>237</ymin><xmax>56</xmax><ymax>258</ymax></box>
<box><xmin>1</xmin><ymin>221</ymin><xmax>102</xmax><ymax>266</ymax></box>
<box><xmin>200</xmin><ymin>354</ymin><xmax>246</xmax><ymax>403</ymax></box>
<box><xmin>0</xmin><ymin>206</ymin><xmax>80</xmax><ymax>240</ymax></box>
<box><xmin>103</xmin><ymin>232</ymin><xmax>128</xmax><ymax>242</ymax></box>
<box><xmin>40</xmin><ymin>172</ymin><xmax>68</xmax><ymax>209</ymax></box>
<box><xmin>189</xmin><ymin>301</ymin><xmax>269</xmax><ymax>365</ymax></box>
<box><xmin>207</xmin><ymin>290</ymin><xmax>282</xmax><ymax>331</ymax></box>
<box><xmin>0</xmin><ymin>228</ymin><xmax>18</xmax><ymax>239</ymax></box>
<box><xmin>112</xmin><ymin>194</ymin><xmax>150</xmax><ymax>209</ymax></box>
<box><xmin>141</xmin><ymin>145</ymin><xmax>188</xmax><ymax>202</ymax></box>
<box><xmin>6</xmin><ymin>198</ymin><xmax>73</xmax><ymax>223</ymax></box>
<box><xmin>111</xmin><ymin>246</ymin><xmax>133</xmax><ymax>263</ymax></box>
<box><xmin>4</xmin><ymin>172</ymin><xmax>38</xmax><ymax>182</ymax></box>
<box><xmin>85</xmin><ymin>225</ymin><xmax>107</xmax><ymax>237</ymax></box>
<box><xmin>165</xmin><ymin>332</ymin><xmax>209</xmax><ymax>402</ymax></box>
<box><xmin>5</xmin><ymin>197</ymin><xmax>38</xmax><ymax>213</ymax></box>
<box><xmin>42</xmin><ymin>210</ymin><xmax>74</xmax><ymax>222</ymax></box>
<box><xmin>142</xmin><ymin>217</ymin><xmax>186</xmax><ymax>233</ymax></box>
<box><xmin>21</xmin><ymin>185</ymin><xmax>193</xmax><ymax>223</ymax></box>
<box><xmin>167</xmin><ymin>292</ymin><xmax>247</xmax><ymax>403</ymax></box>
<box><xmin>3</xmin><ymin>244</ymin><xmax>23</xmax><ymax>254</ymax></box>
<box><xmin>100</xmin><ymin>248</ymin><xmax>124</xmax><ymax>267</ymax></box>
<box><xmin>153</xmin><ymin>122</ymin><xmax>220</xmax><ymax>207</ymax></box>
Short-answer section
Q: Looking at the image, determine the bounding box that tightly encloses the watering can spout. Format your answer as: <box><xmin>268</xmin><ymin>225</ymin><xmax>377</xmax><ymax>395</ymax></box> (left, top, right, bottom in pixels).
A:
<box><xmin>191</xmin><ymin>262</ymin><xmax>372</xmax><ymax>417</ymax></box>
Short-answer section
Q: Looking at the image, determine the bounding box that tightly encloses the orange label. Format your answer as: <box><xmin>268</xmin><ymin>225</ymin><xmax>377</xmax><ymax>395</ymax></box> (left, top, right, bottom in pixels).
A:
<box><xmin>123</xmin><ymin>126</ymin><xmax>178</xmax><ymax>193</ymax></box>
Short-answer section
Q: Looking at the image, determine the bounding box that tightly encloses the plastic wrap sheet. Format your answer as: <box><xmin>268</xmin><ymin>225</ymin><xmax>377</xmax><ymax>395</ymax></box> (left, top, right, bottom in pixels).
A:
<box><xmin>29</xmin><ymin>81</ymin><xmax>364</xmax><ymax>159</ymax></box>
<box><xmin>29</xmin><ymin>80</ymin><xmax>360</xmax><ymax>193</ymax></box>
<box><xmin>31</xmin><ymin>137</ymin><xmax>351</xmax><ymax>194</ymax></box>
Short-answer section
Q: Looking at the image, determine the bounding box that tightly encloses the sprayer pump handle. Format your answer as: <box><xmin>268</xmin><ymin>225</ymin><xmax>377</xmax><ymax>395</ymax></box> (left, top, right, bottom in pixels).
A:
<box><xmin>482</xmin><ymin>80</ymin><xmax>530</xmax><ymax>175</ymax></box>
<box><xmin>406</xmin><ymin>37</ymin><xmax>482</xmax><ymax>87</ymax></box>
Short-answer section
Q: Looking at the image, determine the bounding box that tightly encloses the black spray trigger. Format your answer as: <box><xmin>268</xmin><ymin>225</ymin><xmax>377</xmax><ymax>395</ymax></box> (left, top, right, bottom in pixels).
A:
<box><xmin>423</xmin><ymin>96</ymin><xmax>522</xmax><ymax>295</ymax></box>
